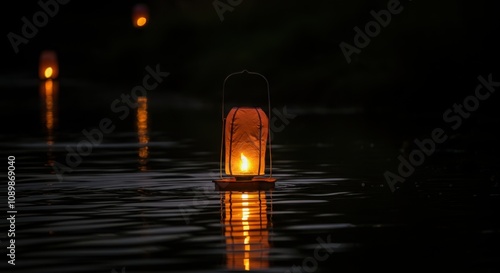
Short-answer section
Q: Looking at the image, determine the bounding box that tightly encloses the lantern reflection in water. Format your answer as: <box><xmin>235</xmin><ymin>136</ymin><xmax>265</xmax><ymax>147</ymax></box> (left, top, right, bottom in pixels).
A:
<box><xmin>40</xmin><ymin>79</ymin><xmax>58</xmax><ymax>167</ymax></box>
<box><xmin>221</xmin><ymin>191</ymin><xmax>272</xmax><ymax>271</ymax></box>
<box><xmin>137</xmin><ymin>96</ymin><xmax>149</xmax><ymax>171</ymax></box>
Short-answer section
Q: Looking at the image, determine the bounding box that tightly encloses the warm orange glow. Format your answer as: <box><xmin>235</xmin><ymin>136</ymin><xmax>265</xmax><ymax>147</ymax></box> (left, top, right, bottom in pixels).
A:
<box><xmin>240</xmin><ymin>153</ymin><xmax>249</xmax><ymax>172</ymax></box>
<box><xmin>136</xmin><ymin>17</ymin><xmax>147</xmax><ymax>27</ymax></box>
<box><xmin>40</xmin><ymin>80</ymin><xmax>58</xmax><ymax>167</ymax></box>
<box><xmin>45</xmin><ymin>80</ymin><xmax>53</xmax><ymax>96</ymax></box>
<box><xmin>132</xmin><ymin>4</ymin><xmax>149</xmax><ymax>28</ymax></box>
<box><xmin>225</xmin><ymin>107</ymin><xmax>269</xmax><ymax>176</ymax></box>
<box><xmin>223</xmin><ymin>191</ymin><xmax>270</xmax><ymax>271</ymax></box>
<box><xmin>43</xmin><ymin>80</ymin><xmax>54</xmax><ymax>132</ymax></box>
<box><xmin>39</xmin><ymin>50</ymin><xmax>58</xmax><ymax>79</ymax></box>
<box><xmin>44</xmin><ymin>67</ymin><xmax>53</xmax><ymax>79</ymax></box>
<box><xmin>137</xmin><ymin>97</ymin><xmax>149</xmax><ymax>170</ymax></box>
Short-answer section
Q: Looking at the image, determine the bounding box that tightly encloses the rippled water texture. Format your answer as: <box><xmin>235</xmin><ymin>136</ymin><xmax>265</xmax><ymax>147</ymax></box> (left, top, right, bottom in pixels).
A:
<box><xmin>1</xmin><ymin>81</ymin><xmax>500</xmax><ymax>273</ymax></box>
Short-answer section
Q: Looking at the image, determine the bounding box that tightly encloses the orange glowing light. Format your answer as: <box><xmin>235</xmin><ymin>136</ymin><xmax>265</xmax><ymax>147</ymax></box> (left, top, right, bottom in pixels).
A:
<box><xmin>223</xmin><ymin>191</ymin><xmax>270</xmax><ymax>271</ymax></box>
<box><xmin>40</xmin><ymin>79</ymin><xmax>58</xmax><ymax>167</ymax></box>
<box><xmin>45</xmin><ymin>79</ymin><xmax>53</xmax><ymax>96</ymax></box>
<box><xmin>240</xmin><ymin>153</ymin><xmax>249</xmax><ymax>172</ymax></box>
<box><xmin>45</xmin><ymin>80</ymin><xmax>54</xmax><ymax>131</ymax></box>
<box><xmin>40</xmin><ymin>79</ymin><xmax>58</xmax><ymax>146</ymax></box>
<box><xmin>136</xmin><ymin>17</ymin><xmax>147</xmax><ymax>27</ymax></box>
<box><xmin>39</xmin><ymin>50</ymin><xmax>58</xmax><ymax>79</ymax></box>
<box><xmin>215</xmin><ymin>70</ymin><xmax>277</xmax><ymax>184</ymax></box>
<box><xmin>132</xmin><ymin>4</ymin><xmax>149</xmax><ymax>28</ymax></box>
<box><xmin>225</xmin><ymin>107</ymin><xmax>268</xmax><ymax>177</ymax></box>
<box><xmin>137</xmin><ymin>97</ymin><xmax>149</xmax><ymax>170</ymax></box>
<box><xmin>44</xmin><ymin>67</ymin><xmax>53</xmax><ymax>79</ymax></box>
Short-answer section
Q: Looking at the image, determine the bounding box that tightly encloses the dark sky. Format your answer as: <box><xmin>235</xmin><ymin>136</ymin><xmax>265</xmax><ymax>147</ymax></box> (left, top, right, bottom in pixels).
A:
<box><xmin>2</xmin><ymin>0</ymin><xmax>500</xmax><ymax>116</ymax></box>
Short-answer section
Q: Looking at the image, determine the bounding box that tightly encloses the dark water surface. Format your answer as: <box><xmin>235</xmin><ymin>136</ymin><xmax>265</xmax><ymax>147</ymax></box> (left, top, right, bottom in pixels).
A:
<box><xmin>1</xmin><ymin>81</ymin><xmax>500</xmax><ymax>273</ymax></box>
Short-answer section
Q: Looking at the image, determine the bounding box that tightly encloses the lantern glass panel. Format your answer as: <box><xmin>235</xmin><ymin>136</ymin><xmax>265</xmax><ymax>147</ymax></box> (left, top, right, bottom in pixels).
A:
<box><xmin>225</xmin><ymin>107</ymin><xmax>268</xmax><ymax>176</ymax></box>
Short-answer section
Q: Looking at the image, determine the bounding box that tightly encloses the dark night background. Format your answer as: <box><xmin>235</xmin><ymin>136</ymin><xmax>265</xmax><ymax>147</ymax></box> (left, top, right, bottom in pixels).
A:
<box><xmin>2</xmin><ymin>0</ymin><xmax>500</xmax><ymax>108</ymax></box>
<box><xmin>2</xmin><ymin>0</ymin><xmax>500</xmax><ymax>172</ymax></box>
<box><xmin>1</xmin><ymin>0</ymin><xmax>500</xmax><ymax>272</ymax></box>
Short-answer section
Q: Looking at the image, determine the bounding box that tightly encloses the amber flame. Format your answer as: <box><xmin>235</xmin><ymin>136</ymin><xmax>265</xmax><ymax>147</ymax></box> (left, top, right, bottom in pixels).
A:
<box><xmin>240</xmin><ymin>153</ymin><xmax>249</xmax><ymax>172</ymax></box>
<box><xmin>44</xmin><ymin>67</ymin><xmax>53</xmax><ymax>79</ymax></box>
<box><xmin>136</xmin><ymin>17</ymin><xmax>147</xmax><ymax>27</ymax></box>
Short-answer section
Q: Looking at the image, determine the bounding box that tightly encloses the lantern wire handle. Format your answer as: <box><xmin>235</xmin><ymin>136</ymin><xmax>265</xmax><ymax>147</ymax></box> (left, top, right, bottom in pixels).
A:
<box><xmin>221</xmin><ymin>70</ymin><xmax>273</xmax><ymax>179</ymax></box>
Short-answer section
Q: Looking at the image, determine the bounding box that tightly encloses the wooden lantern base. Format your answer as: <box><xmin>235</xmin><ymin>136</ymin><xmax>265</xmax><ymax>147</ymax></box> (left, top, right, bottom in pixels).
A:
<box><xmin>212</xmin><ymin>177</ymin><xmax>276</xmax><ymax>191</ymax></box>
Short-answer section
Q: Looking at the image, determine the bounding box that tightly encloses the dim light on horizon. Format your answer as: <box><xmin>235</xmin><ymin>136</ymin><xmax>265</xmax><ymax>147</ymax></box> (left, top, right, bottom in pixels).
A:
<box><xmin>39</xmin><ymin>50</ymin><xmax>58</xmax><ymax>80</ymax></box>
<box><xmin>132</xmin><ymin>4</ymin><xmax>149</xmax><ymax>28</ymax></box>
<box><xmin>136</xmin><ymin>16</ymin><xmax>147</xmax><ymax>27</ymax></box>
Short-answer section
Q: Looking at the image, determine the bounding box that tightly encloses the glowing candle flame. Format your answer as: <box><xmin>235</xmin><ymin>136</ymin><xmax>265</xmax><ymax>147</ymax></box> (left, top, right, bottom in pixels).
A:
<box><xmin>44</xmin><ymin>67</ymin><xmax>53</xmax><ymax>79</ymax></box>
<box><xmin>137</xmin><ymin>17</ymin><xmax>147</xmax><ymax>27</ymax></box>
<box><xmin>240</xmin><ymin>153</ymin><xmax>249</xmax><ymax>172</ymax></box>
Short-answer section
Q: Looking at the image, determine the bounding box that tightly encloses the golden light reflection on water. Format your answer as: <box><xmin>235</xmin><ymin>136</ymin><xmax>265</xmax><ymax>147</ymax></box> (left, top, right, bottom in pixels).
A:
<box><xmin>40</xmin><ymin>79</ymin><xmax>58</xmax><ymax>167</ymax></box>
<box><xmin>222</xmin><ymin>191</ymin><xmax>271</xmax><ymax>271</ymax></box>
<box><xmin>137</xmin><ymin>96</ymin><xmax>149</xmax><ymax>171</ymax></box>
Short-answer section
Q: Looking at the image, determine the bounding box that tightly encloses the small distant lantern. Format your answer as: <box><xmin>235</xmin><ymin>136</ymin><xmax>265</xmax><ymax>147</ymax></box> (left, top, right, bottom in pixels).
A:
<box><xmin>132</xmin><ymin>4</ymin><xmax>149</xmax><ymax>28</ymax></box>
<box><xmin>39</xmin><ymin>50</ymin><xmax>58</xmax><ymax>80</ymax></box>
<box><xmin>39</xmin><ymin>79</ymin><xmax>58</xmax><ymax>140</ymax></box>
<box><xmin>214</xmin><ymin>70</ymin><xmax>277</xmax><ymax>185</ymax></box>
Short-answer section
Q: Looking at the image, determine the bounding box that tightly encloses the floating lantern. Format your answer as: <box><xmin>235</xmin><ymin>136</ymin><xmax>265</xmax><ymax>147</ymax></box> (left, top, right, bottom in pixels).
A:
<box><xmin>136</xmin><ymin>96</ymin><xmax>149</xmax><ymax>170</ymax></box>
<box><xmin>222</xmin><ymin>191</ymin><xmax>271</xmax><ymax>271</ymax></box>
<box><xmin>213</xmin><ymin>70</ymin><xmax>276</xmax><ymax>186</ymax></box>
<box><xmin>132</xmin><ymin>4</ymin><xmax>149</xmax><ymax>28</ymax></box>
<box><xmin>39</xmin><ymin>50</ymin><xmax>58</xmax><ymax>80</ymax></box>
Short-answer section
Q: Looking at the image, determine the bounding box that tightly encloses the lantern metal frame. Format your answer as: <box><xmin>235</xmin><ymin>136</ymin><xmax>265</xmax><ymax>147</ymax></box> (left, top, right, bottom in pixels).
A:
<box><xmin>213</xmin><ymin>70</ymin><xmax>277</xmax><ymax>186</ymax></box>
